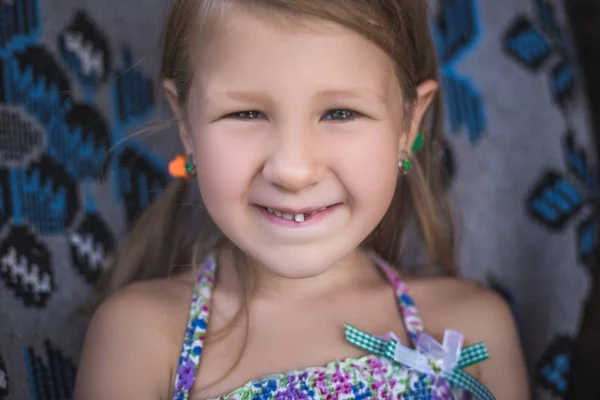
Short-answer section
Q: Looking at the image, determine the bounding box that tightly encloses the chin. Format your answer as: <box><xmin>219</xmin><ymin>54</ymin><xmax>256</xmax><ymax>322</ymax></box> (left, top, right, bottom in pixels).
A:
<box><xmin>244</xmin><ymin>242</ymin><xmax>357</xmax><ymax>280</ymax></box>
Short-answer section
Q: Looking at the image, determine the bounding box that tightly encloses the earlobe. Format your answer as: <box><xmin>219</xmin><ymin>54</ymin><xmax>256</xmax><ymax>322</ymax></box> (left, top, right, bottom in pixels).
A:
<box><xmin>163</xmin><ymin>79</ymin><xmax>194</xmax><ymax>155</ymax></box>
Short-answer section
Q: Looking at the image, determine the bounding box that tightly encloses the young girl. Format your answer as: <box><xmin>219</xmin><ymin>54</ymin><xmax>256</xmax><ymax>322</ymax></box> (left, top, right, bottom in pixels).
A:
<box><xmin>75</xmin><ymin>0</ymin><xmax>529</xmax><ymax>399</ymax></box>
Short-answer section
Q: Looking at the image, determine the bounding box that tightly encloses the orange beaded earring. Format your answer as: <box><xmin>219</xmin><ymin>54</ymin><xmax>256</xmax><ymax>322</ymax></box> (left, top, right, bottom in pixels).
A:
<box><xmin>169</xmin><ymin>153</ymin><xmax>196</xmax><ymax>180</ymax></box>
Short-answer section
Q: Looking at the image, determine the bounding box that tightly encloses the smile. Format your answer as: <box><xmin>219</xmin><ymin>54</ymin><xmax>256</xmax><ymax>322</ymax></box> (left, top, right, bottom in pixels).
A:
<box><xmin>265</xmin><ymin>206</ymin><xmax>328</xmax><ymax>222</ymax></box>
<box><xmin>256</xmin><ymin>204</ymin><xmax>339</xmax><ymax>225</ymax></box>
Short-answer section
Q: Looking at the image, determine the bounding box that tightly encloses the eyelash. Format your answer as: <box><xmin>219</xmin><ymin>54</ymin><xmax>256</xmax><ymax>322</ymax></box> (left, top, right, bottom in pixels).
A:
<box><xmin>225</xmin><ymin>109</ymin><xmax>360</xmax><ymax>122</ymax></box>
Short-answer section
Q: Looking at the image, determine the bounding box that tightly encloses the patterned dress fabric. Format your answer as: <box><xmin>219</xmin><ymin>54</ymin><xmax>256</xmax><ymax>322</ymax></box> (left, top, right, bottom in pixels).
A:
<box><xmin>171</xmin><ymin>254</ymin><xmax>486</xmax><ymax>400</ymax></box>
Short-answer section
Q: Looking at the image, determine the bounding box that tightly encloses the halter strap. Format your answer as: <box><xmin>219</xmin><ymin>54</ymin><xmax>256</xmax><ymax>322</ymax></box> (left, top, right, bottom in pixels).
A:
<box><xmin>367</xmin><ymin>252</ymin><xmax>425</xmax><ymax>344</ymax></box>
<box><xmin>172</xmin><ymin>255</ymin><xmax>216</xmax><ymax>400</ymax></box>
<box><xmin>171</xmin><ymin>251</ymin><xmax>425</xmax><ymax>399</ymax></box>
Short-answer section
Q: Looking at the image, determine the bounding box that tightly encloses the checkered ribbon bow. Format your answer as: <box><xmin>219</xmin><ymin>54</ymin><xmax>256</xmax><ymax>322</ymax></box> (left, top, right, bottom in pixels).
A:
<box><xmin>345</xmin><ymin>323</ymin><xmax>495</xmax><ymax>400</ymax></box>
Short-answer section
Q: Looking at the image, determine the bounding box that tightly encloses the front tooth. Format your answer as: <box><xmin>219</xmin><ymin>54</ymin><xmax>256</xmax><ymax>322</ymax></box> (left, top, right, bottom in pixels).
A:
<box><xmin>282</xmin><ymin>213</ymin><xmax>294</xmax><ymax>220</ymax></box>
<box><xmin>267</xmin><ymin>208</ymin><xmax>274</xmax><ymax>213</ymax></box>
<box><xmin>309</xmin><ymin>211</ymin><xmax>318</xmax><ymax>215</ymax></box>
<box><xmin>274</xmin><ymin>210</ymin><xmax>282</xmax><ymax>217</ymax></box>
<box><xmin>294</xmin><ymin>213</ymin><xmax>305</xmax><ymax>222</ymax></box>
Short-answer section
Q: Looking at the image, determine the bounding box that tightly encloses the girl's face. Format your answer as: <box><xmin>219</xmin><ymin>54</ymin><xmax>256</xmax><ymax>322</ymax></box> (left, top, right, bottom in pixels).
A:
<box><xmin>176</xmin><ymin>7</ymin><xmax>436</xmax><ymax>278</ymax></box>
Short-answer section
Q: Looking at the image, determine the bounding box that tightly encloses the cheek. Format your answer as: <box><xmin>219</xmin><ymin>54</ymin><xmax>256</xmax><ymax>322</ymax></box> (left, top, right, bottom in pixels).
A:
<box><xmin>192</xmin><ymin>129</ymin><xmax>257</xmax><ymax>208</ymax></box>
<box><xmin>333</xmin><ymin>130</ymin><xmax>399</xmax><ymax>213</ymax></box>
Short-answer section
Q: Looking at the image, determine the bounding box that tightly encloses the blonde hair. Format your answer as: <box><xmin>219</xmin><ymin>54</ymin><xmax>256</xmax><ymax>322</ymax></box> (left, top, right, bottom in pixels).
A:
<box><xmin>84</xmin><ymin>0</ymin><xmax>454</xmax><ymax>324</ymax></box>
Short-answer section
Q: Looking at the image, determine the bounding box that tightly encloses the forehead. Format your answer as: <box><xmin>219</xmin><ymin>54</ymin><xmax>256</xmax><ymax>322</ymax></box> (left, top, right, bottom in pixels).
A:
<box><xmin>191</xmin><ymin>6</ymin><xmax>400</xmax><ymax>101</ymax></box>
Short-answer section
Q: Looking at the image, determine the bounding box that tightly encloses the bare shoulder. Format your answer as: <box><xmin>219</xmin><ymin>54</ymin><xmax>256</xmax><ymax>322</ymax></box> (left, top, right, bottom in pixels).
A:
<box><xmin>414</xmin><ymin>277</ymin><xmax>511</xmax><ymax>327</ymax></box>
<box><xmin>409</xmin><ymin>277</ymin><xmax>531</xmax><ymax>399</ymax></box>
<box><xmin>74</xmin><ymin>274</ymin><xmax>195</xmax><ymax>400</ymax></box>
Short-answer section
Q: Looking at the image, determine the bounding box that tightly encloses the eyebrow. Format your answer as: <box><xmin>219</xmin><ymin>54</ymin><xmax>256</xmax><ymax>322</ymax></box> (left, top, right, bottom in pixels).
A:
<box><xmin>204</xmin><ymin>90</ymin><xmax>270</xmax><ymax>103</ymax></box>
<box><xmin>204</xmin><ymin>87</ymin><xmax>388</xmax><ymax>104</ymax></box>
<box><xmin>315</xmin><ymin>88</ymin><xmax>388</xmax><ymax>104</ymax></box>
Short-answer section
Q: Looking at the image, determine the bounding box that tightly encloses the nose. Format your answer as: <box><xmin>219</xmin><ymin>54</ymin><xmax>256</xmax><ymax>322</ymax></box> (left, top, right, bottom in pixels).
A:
<box><xmin>262</xmin><ymin>127</ymin><xmax>325</xmax><ymax>192</ymax></box>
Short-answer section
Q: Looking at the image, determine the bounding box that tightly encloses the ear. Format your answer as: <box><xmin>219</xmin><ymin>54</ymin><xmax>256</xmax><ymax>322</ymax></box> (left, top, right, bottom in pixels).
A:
<box><xmin>398</xmin><ymin>79</ymin><xmax>439</xmax><ymax>154</ymax></box>
<box><xmin>163</xmin><ymin>79</ymin><xmax>194</xmax><ymax>155</ymax></box>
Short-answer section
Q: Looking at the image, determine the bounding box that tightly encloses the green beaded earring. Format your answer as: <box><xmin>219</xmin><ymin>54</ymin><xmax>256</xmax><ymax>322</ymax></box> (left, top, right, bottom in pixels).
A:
<box><xmin>398</xmin><ymin>131</ymin><xmax>423</xmax><ymax>174</ymax></box>
<box><xmin>399</xmin><ymin>152</ymin><xmax>411</xmax><ymax>174</ymax></box>
<box><xmin>412</xmin><ymin>131</ymin><xmax>424</xmax><ymax>153</ymax></box>
<box><xmin>185</xmin><ymin>153</ymin><xmax>196</xmax><ymax>177</ymax></box>
<box><xmin>399</xmin><ymin>158</ymin><xmax>411</xmax><ymax>174</ymax></box>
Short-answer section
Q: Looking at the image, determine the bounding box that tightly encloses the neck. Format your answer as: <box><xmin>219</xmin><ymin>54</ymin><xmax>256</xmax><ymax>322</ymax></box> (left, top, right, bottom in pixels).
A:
<box><xmin>216</xmin><ymin>245</ymin><xmax>382</xmax><ymax>302</ymax></box>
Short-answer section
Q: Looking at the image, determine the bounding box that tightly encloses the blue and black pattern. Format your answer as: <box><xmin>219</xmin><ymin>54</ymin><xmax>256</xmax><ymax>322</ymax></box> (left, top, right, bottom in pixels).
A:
<box><xmin>550</xmin><ymin>57</ymin><xmax>575</xmax><ymax>109</ymax></box>
<box><xmin>536</xmin><ymin>335</ymin><xmax>573</xmax><ymax>398</ymax></box>
<box><xmin>109</xmin><ymin>45</ymin><xmax>167</xmax><ymax>223</ymax></box>
<box><xmin>115</xmin><ymin>144</ymin><xmax>170</xmax><ymax>225</ymax></box>
<box><xmin>433</xmin><ymin>0</ymin><xmax>480</xmax><ymax>65</ymax></box>
<box><xmin>432</xmin><ymin>0</ymin><xmax>487</xmax><ymax>145</ymax></box>
<box><xmin>527</xmin><ymin>170</ymin><xmax>584</xmax><ymax>231</ymax></box>
<box><xmin>111</xmin><ymin>46</ymin><xmax>155</xmax><ymax>141</ymax></box>
<box><xmin>526</xmin><ymin>131</ymin><xmax>597</xmax><ymax>270</ymax></box>
<box><xmin>533</xmin><ymin>0</ymin><xmax>564</xmax><ymax>46</ymax></box>
<box><xmin>0</xmin><ymin>107</ymin><xmax>45</xmax><ymax>167</ymax></box>
<box><xmin>564</xmin><ymin>132</ymin><xmax>597</xmax><ymax>194</ymax></box>
<box><xmin>18</xmin><ymin>155</ymin><xmax>80</xmax><ymax>235</ymax></box>
<box><xmin>0</xmin><ymin>2</ymin><xmax>170</xmax><ymax>399</ymax></box>
<box><xmin>0</xmin><ymin>225</ymin><xmax>54</xmax><ymax>307</ymax></box>
<box><xmin>0</xmin><ymin>4</ymin><xmax>165</xmax><ymax>310</ymax></box>
<box><xmin>58</xmin><ymin>11</ymin><xmax>111</xmax><ymax>101</ymax></box>
<box><xmin>577</xmin><ymin>215</ymin><xmax>598</xmax><ymax>267</ymax></box>
<box><xmin>439</xmin><ymin>69</ymin><xmax>485</xmax><ymax>145</ymax></box>
<box><xmin>514</xmin><ymin>0</ymin><xmax>597</xmax><ymax>272</ymax></box>
<box><xmin>56</xmin><ymin>102</ymin><xmax>112</xmax><ymax>181</ymax></box>
<box><xmin>509</xmin><ymin>5</ymin><xmax>595</xmax><ymax>397</ymax></box>
<box><xmin>24</xmin><ymin>340</ymin><xmax>76</xmax><ymax>400</ymax></box>
<box><xmin>4</xmin><ymin>44</ymin><xmax>73</xmax><ymax>106</ymax></box>
<box><xmin>69</xmin><ymin>190</ymin><xmax>114</xmax><ymax>284</ymax></box>
<box><xmin>0</xmin><ymin>43</ymin><xmax>113</xmax><ymax>182</ymax></box>
<box><xmin>502</xmin><ymin>0</ymin><xmax>574</xmax><ymax>112</ymax></box>
<box><xmin>0</xmin><ymin>0</ymin><xmax>41</xmax><ymax>55</ymax></box>
<box><xmin>504</xmin><ymin>16</ymin><xmax>552</xmax><ymax>71</ymax></box>
<box><xmin>0</xmin><ymin>166</ymin><xmax>12</xmax><ymax>230</ymax></box>
<box><xmin>563</xmin><ymin>133</ymin><xmax>599</xmax><ymax>268</ymax></box>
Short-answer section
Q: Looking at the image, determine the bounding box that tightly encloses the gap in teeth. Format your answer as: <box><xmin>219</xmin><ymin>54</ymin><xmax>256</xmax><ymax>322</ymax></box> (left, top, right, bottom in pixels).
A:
<box><xmin>265</xmin><ymin>206</ymin><xmax>329</xmax><ymax>221</ymax></box>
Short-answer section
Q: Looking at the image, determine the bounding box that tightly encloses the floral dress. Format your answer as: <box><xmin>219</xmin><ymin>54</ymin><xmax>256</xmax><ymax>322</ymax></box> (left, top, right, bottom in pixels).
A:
<box><xmin>172</xmin><ymin>253</ymin><xmax>494</xmax><ymax>400</ymax></box>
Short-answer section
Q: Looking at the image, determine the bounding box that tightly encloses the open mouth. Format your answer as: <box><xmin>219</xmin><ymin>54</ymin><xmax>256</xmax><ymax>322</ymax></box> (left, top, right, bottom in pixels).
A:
<box><xmin>259</xmin><ymin>204</ymin><xmax>337</xmax><ymax>223</ymax></box>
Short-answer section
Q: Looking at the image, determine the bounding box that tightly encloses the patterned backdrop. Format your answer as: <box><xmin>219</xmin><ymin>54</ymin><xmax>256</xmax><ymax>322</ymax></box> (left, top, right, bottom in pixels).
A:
<box><xmin>0</xmin><ymin>0</ymin><xmax>595</xmax><ymax>399</ymax></box>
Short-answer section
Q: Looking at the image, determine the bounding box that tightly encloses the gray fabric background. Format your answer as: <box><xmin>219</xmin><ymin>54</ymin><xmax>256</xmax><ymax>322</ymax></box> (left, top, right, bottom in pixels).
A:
<box><xmin>0</xmin><ymin>0</ymin><xmax>595</xmax><ymax>399</ymax></box>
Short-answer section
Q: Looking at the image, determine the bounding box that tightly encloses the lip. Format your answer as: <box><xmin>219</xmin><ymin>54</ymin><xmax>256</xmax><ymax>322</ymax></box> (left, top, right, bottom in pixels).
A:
<box><xmin>259</xmin><ymin>205</ymin><xmax>333</xmax><ymax>214</ymax></box>
<box><xmin>254</xmin><ymin>203</ymin><xmax>341</xmax><ymax>227</ymax></box>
